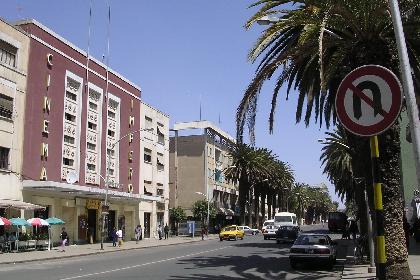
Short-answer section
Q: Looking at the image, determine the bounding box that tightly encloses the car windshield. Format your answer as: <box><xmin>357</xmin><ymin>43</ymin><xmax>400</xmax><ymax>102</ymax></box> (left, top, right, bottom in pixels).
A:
<box><xmin>275</xmin><ymin>216</ymin><xmax>293</xmax><ymax>223</ymax></box>
<box><xmin>295</xmin><ymin>235</ymin><xmax>328</xmax><ymax>245</ymax></box>
<box><xmin>224</xmin><ymin>227</ymin><xmax>236</xmax><ymax>231</ymax></box>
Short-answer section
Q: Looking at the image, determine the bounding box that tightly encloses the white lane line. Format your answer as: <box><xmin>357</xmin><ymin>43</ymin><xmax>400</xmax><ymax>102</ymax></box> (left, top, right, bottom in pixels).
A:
<box><xmin>58</xmin><ymin>246</ymin><xmax>231</xmax><ymax>280</ymax></box>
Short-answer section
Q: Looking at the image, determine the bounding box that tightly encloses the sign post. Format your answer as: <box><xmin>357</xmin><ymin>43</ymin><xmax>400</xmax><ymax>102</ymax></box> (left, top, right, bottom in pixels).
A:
<box><xmin>336</xmin><ymin>65</ymin><xmax>403</xmax><ymax>280</ymax></box>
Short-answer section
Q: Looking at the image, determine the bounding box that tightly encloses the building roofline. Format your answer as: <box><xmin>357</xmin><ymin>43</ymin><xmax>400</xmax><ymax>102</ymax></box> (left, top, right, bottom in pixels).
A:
<box><xmin>141</xmin><ymin>101</ymin><xmax>170</xmax><ymax>118</ymax></box>
<box><xmin>13</xmin><ymin>19</ymin><xmax>141</xmax><ymax>91</ymax></box>
<box><xmin>173</xmin><ymin>120</ymin><xmax>236</xmax><ymax>143</ymax></box>
<box><xmin>0</xmin><ymin>17</ymin><xmax>29</xmax><ymax>36</ymax></box>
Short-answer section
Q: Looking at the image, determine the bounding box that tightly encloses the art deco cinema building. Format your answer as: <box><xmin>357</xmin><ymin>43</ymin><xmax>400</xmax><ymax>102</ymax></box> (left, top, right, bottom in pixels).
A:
<box><xmin>16</xmin><ymin>20</ymin><xmax>160</xmax><ymax>243</ymax></box>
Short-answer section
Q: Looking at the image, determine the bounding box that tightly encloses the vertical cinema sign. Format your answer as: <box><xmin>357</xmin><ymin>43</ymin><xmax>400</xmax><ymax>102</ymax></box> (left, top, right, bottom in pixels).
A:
<box><xmin>127</xmin><ymin>100</ymin><xmax>134</xmax><ymax>193</ymax></box>
<box><xmin>40</xmin><ymin>54</ymin><xmax>53</xmax><ymax>181</ymax></box>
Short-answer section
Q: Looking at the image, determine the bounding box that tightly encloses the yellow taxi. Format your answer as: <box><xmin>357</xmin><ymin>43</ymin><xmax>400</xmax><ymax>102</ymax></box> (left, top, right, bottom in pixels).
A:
<box><xmin>219</xmin><ymin>225</ymin><xmax>245</xmax><ymax>241</ymax></box>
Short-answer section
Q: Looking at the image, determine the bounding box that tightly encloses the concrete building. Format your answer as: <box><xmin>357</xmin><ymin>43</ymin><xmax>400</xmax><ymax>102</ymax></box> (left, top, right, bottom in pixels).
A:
<box><xmin>139</xmin><ymin>101</ymin><xmax>169</xmax><ymax>238</ymax></box>
<box><xmin>15</xmin><ymin>19</ymin><xmax>160</xmax><ymax>244</ymax></box>
<box><xmin>0</xmin><ymin>18</ymin><xmax>41</xmax><ymax>219</ymax></box>
<box><xmin>169</xmin><ymin>121</ymin><xmax>238</xmax><ymax>228</ymax></box>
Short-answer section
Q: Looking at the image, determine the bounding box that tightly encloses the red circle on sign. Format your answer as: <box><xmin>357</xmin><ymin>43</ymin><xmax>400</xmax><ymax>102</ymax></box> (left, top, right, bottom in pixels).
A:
<box><xmin>335</xmin><ymin>65</ymin><xmax>402</xmax><ymax>136</ymax></box>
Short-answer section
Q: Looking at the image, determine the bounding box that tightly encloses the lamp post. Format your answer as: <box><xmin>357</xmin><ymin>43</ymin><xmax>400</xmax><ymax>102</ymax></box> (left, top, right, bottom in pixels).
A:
<box><xmin>100</xmin><ymin>127</ymin><xmax>153</xmax><ymax>250</ymax></box>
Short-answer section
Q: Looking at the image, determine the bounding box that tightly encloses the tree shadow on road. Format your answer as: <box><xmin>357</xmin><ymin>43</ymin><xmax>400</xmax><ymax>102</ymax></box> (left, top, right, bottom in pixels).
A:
<box><xmin>169</xmin><ymin>243</ymin><xmax>345</xmax><ymax>280</ymax></box>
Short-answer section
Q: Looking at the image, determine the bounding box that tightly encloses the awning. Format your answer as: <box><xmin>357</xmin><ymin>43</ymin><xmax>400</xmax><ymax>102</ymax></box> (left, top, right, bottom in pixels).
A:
<box><xmin>0</xmin><ymin>199</ymin><xmax>45</xmax><ymax>210</ymax></box>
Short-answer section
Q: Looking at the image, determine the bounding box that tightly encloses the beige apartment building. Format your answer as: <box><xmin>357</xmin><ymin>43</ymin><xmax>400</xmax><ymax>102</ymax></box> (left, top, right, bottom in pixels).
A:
<box><xmin>139</xmin><ymin>102</ymin><xmax>169</xmax><ymax>238</ymax></box>
<box><xmin>169</xmin><ymin>121</ymin><xmax>238</xmax><ymax>229</ymax></box>
<box><xmin>0</xmin><ymin>18</ymin><xmax>34</xmax><ymax>218</ymax></box>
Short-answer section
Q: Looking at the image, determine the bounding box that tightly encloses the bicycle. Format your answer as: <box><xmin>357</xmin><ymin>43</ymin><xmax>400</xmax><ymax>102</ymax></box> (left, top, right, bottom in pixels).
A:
<box><xmin>353</xmin><ymin>235</ymin><xmax>368</xmax><ymax>264</ymax></box>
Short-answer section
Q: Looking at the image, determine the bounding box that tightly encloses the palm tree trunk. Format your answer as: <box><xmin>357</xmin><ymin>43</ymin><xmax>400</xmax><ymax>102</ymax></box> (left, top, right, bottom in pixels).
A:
<box><xmin>248</xmin><ymin>188</ymin><xmax>253</xmax><ymax>227</ymax></box>
<box><xmin>261</xmin><ymin>192</ymin><xmax>266</xmax><ymax>223</ymax></box>
<box><xmin>255</xmin><ymin>191</ymin><xmax>260</xmax><ymax>229</ymax></box>
<box><xmin>378</xmin><ymin>123</ymin><xmax>412</xmax><ymax>279</ymax></box>
<box><xmin>272</xmin><ymin>193</ymin><xmax>277</xmax><ymax>216</ymax></box>
<box><xmin>267</xmin><ymin>191</ymin><xmax>272</xmax><ymax>219</ymax></box>
<box><xmin>239</xmin><ymin>172</ymin><xmax>248</xmax><ymax>226</ymax></box>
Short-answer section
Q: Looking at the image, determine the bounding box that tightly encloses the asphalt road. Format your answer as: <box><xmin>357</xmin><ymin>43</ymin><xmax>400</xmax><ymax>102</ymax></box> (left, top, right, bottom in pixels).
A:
<box><xmin>0</xmin><ymin>224</ymin><xmax>347</xmax><ymax>280</ymax></box>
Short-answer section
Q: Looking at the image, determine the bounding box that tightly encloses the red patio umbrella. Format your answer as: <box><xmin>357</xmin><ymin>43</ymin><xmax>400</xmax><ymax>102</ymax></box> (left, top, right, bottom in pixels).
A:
<box><xmin>0</xmin><ymin>217</ymin><xmax>11</xmax><ymax>226</ymax></box>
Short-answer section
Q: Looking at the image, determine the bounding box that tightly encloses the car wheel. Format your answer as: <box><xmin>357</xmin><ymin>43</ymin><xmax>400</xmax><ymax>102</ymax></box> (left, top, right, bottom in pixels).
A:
<box><xmin>276</xmin><ymin>240</ymin><xmax>281</xmax><ymax>244</ymax></box>
<box><xmin>264</xmin><ymin>236</ymin><xmax>267</xmax><ymax>240</ymax></box>
<box><xmin>290</xmin><ymin>260</ymin><xmax>297</xmax><ymax>269</ymax></box>
<box><xmin>219</xmin><ymin>238</ymin><xmax>223</xmax><ymax>241</ymax></box>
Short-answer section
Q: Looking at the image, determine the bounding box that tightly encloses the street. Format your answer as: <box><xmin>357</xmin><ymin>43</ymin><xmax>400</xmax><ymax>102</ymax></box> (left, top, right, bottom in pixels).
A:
<box><xmin>0</xmin><ymin>225</ymin><xmax>347</xmax><ymax>280</ymax></box>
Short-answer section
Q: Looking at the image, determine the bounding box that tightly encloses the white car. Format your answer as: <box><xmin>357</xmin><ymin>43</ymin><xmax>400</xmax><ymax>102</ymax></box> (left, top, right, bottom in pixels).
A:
<box><xmin>262</xmin><ymin>219</ymin><xmax>274</xmax><ymax>232</ymax></box>
<box><xmin>263</xmin><ymin>225</ymin><xmax>278</xmax><ymax>240</ymax></box>
<box><xmin>289</xmin><ymin>233</ymin><xmax>337</xmax><ymax>269</ymax></box>
<box><xmin>238</xmin><ymin>226</ymin><xmax>259</xmax><ymax>235</ymax></box>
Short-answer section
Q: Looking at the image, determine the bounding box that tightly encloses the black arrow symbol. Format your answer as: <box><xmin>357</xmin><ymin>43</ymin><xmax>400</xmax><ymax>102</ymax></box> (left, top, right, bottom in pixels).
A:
<box><xmin>352</xmin><ymin>81</ymin><xmax>383</xmax><ymax>119</ymax></box>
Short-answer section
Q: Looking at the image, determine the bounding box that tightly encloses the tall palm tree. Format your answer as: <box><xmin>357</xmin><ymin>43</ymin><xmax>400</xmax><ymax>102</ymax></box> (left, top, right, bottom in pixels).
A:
<box><xmin>240</xmin><ymin>1</ymin><xmax>419</xmax><ymax>277</ymax></box>
<box><xmin>225</xmin><ymin>144</ymin><xmax>274</xmax><ymax>225</ymax></box>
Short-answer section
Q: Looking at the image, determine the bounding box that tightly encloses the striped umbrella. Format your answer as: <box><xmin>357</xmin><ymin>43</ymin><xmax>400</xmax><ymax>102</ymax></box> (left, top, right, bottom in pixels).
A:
<box><xmin>27</xmin><ymin>218</ymin><xmax>49</xmax><ymax>226</ymax></box>
<box><xmin>0</xmin><ymin>217</ymin><xmax>11</xmax><ymax>226</ymax></box>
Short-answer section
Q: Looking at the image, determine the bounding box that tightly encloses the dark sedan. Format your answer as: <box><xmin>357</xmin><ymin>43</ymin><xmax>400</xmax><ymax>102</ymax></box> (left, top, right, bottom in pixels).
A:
<box><xmin>276</xmin><ymin>225</ymin><xmax>300</xmax><ymax>244</ymax></box>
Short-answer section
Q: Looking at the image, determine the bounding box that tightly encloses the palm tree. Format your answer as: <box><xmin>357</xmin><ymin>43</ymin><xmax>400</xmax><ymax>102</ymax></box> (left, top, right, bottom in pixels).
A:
<box><xmin>240</xmin><ymin>1</ymin><xmax>419</xmax><ymax>277</ymax></box>
<box><xmin>225</xmin><ymin>144</ymin><xmax>273</xmax><ymax>225</ymax></box>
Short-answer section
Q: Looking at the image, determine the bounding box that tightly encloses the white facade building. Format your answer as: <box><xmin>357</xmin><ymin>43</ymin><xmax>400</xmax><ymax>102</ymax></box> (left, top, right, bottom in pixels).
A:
<box><xmin>139</xmin><ymin>102</ymin><xmax>169</xmax><ymax>238</ymax></box>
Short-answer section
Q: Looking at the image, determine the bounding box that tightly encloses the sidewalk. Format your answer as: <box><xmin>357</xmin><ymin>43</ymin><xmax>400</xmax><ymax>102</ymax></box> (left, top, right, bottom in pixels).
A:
<box><xmin>341</xmin><ymin>237</ymin><xmax>420</xmax><ymax>280</ymax></box>
<box><xmin>0</xmin><ymin>235</ymin><xmax>218</xmax><ymax>265</ymax></box>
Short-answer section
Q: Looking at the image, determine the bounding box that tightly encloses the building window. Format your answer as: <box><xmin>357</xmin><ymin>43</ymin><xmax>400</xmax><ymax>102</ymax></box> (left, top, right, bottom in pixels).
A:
<box><xmin>64</xmin><ymin>135</ymin><xmax>75</xmax><ymax>144</ymax></box>
<box><xmin>145</xmin><ymin>116</ymin><xmax>153</xmax><ymax>129</ymax></box>
<box><xmin>157</xmin><ymin>153</ymin><xmax>164</xmax><ymax>171</ymax></box>
<box><xmin>0</xmin><ymin>147</ymin><xmax>10</xmax><ymax>169</ymax></box>
<box><xmin>87</xmin><ymin>163</ymin><xmax>95</xmax><ymax>171</ymax></box>
<box><xmin>157</xmin><ymin>123</ymin><xmax>164</xmax><ymax>145</ymax></box>
<box><xmin>87</xmin><ymin>142</ymin><xmax>96</xmax><ymax>151</ymax></box>
<box><xmin>0</xmin><ymin>40</ymin><xmax>17</xmax><ymax>67</ymax></box>
<box><xmin>63</xmin><ymin>157</ymin><xmax>74</xmax><ymax>166</ymax></box>
<box><xmin>65</xmin><ymin>91</ymin><xmax>77</xmax><ymax>101</ymax></box>
<box><xmin>107</xmin><ymin>129</ymin><xmax>115</xmax><ymax>137</ymax></box>
<box><xmin>89</xmin><ymin>101</ymin><xmax>97</xmax><ymax>111</ymax></box>
<box><xmin>144</xmin><ymin>148</ymin><xmax>152</xmax><ymax>163</ymax></box>
<box><xmin>109</xmin><ymin>168</ymin><xmax>114</xmax><ymax>176</ymax></box>
<box><xmin>108</xmin><ymin>110</ymin><xmax>116</xmax><ymax>119</ymax></box>
<box><xmin>157</xmin><ymin>188</ymin><xmax>164</xmax><ymax>196</ymax></box>
<box><xmin>87</xmin><ymin>122</ymin><xmax>97</xmax><ymax>131</ymax></box>
<box><xmin>65</xmin><ymin>113</ymin><xmax>76</xmax><ymax>122</ymax></box>
<box><xmin>107</xmin><ymin>148</ymin><xmax>115</xmax><ymax>157</ymax></box>
<box><xmin>0</xmin><ymin>93</ymin><xmax>13</xmax><ymax>120</ymax></box>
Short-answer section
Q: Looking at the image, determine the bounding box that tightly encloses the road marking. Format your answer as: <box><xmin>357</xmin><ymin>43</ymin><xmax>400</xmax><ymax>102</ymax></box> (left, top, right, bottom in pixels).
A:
<box><xmin>58</xmin><ymin>246</ymin><xmax>231</xmax><ymax>280</ymax></box>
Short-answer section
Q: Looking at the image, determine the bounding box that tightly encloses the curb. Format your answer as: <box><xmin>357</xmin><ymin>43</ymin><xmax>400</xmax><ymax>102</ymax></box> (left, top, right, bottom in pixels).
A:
<box><xmin>1</xmin><ymin>236</ymin><xmax>218</xmax><ymax>265</ymax></box>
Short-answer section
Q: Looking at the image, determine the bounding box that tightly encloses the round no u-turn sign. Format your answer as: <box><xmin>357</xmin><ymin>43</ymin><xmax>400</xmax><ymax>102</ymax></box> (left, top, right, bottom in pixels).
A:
<box><xmin>335</xmin><ymin>65</ymin><xmax>403</xmax><ymax>136</ymax></box>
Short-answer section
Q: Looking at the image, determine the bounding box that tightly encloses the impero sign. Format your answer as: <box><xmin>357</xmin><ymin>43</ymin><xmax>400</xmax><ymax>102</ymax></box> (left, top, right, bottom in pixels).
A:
<box><xmin>335</xmin><ymin>65</ymin><xmax>403</xmax><ymax>136</ymax></box>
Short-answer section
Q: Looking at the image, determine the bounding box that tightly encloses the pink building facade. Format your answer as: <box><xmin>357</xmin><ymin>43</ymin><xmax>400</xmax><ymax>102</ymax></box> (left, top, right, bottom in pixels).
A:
<box><xmin>16</xmin><ymin>20</ymin><xmax>155</xmax><ymax>243</ymax></box>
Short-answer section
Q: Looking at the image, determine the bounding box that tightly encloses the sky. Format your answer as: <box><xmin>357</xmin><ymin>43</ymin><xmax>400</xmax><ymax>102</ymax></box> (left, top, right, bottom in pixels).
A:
<box><xmin>2</xmin><ymin>0</ymin><xmax>344</xmax><ymax>208</ymax></box>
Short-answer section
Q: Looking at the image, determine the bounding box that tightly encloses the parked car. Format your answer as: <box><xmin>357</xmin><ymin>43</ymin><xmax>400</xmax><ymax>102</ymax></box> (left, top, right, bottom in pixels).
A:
<box><xmin>237</xmin><ymin>226</ymin><xmax>259</xmax><ymax>235</ymax></box>
<box><xmin>262</xmin><ymin>225</ymin><xmax>278</xmax><ymax>240</ymax></box>
<box><xmin>276</xmin><ymin>225</ymin><xmax>300</xmax><ymax>244</ymax></box>
<box><xmin>289</xmin><ymin>233</ymin><xmax>337</xmax><ymax>269</ymax></box>
<box><xmin>219</xmin><ymin>225</ymin><xmax>245</xmax><ymax>241</ymax></box>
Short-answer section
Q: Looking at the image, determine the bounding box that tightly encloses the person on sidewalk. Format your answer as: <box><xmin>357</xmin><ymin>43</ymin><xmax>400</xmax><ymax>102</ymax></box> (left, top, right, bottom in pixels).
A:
<box><xmin>403</xmin><ymin>216</ymin><xmax>411</xmax><ymax>249</ymax></box>
<box><xmin>201</xmin><ymin>227</ymin><xmax>205</xmax><ymax>240</ymax></box>
<box><xmin>116</xmin><ymin>228</ymin><xmax>123</xmax><ymax>247</ymax></box>
<box><xmin>349</xmin><ymin>220</ymin><xmax>359</xmax><ymax>241</ymax></box>
<box><xmin>157</xmin><ymin>225</ymin><xmax>162</xmax><ymax>240</ymax></box>
<box><xmin>112</xmin><ymin>227</ymin><xmax>117</xmax><ymax>247</ymax></box>
<box><xmin>135</xmin><ymin>225</ymin><xmax>142</xmax><ymax>244</ymax></box>
<box><xmin>60</xmin><ymin>227</ymin><xmax>68</xmax><ymax>252</ymax></box>
<box><xmin>164</xmin><ymin>224</ymin><xmax>169</xmax><ymax>240</ymax></box>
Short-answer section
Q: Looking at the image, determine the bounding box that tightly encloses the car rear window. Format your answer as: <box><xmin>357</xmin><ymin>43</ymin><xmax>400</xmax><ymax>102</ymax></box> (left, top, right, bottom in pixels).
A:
<box><xmin>295</xmin><ymin>235</ymin><xmax>328</xmax><ymax>245</ymax></box>
<box><xmin>224</xmin><ymin>227</ymin><xmax>236</xmax><ymax>231</ymax></box>
<box><xmin>275</xmin><ymin>216</ymin><xmax>293</xmax><ymax>223</ymax></box>
<box><xmin>263</xmin><ymin>221</ymin><xmax>274</xmax><ymax>226</ymax></box>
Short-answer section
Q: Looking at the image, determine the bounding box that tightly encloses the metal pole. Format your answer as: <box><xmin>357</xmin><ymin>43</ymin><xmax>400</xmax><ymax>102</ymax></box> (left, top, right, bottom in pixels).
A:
<box><xmin>100</xmin><ymin>146</ymin><xmax>111</xmax><ymax>250</ymax></box>
<box><xmin>364</xmin><ymin>188</ymin><xmax>376</xmax><ymax>271</ymax></box>
<box><xmin>370</xmin><ymin>136</ymin><xmax>386</xmax><ymax>279</ymax></box>
<box><xmin>388</xmin><ymin>0</ymin><xmax>420</xmax><ymax>188</ymax></box>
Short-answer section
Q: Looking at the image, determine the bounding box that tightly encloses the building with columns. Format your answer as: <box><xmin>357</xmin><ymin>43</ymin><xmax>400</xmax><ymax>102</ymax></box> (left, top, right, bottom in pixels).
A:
<box><xmin>139</xmin><ymin>102</ymin><xmax>169</xmax><ymax>238</ymax></box>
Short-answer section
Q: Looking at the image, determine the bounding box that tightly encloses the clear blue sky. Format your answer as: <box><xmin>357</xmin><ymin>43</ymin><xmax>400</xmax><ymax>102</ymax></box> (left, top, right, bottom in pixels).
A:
<box><xmin>2</xmin><ymin>0</ymin><xmax>344</xmax><ymax>208</ymax></box>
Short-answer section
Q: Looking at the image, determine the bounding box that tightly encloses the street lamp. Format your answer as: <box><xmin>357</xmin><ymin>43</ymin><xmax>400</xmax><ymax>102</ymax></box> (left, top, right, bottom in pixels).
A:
<box><xmin>100</xmin><ymin>127</ymin><xmax>153</xmax><ymax>250</ymax></box>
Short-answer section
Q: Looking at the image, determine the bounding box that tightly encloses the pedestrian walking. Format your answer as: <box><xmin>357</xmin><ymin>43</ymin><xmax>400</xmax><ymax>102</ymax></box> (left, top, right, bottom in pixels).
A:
<box><xmin>116</xmin><ymin>228</ymin><xmax>123</xmax><ymax>247</ymax></box>
<box><xmin>164</xmin><ymin>224</ymin><xmax>169</xmax><ymax>239</ymax></box>
<box><xmin>112</xmin><ymin>227</ymin><xmax>117</xmax><ymax>247</ymax></box>
<box><xmin>201</xmin><ymin>227</ymin><xmax>205</xmax><ymax>240</ymax></box>
<box><xmin>349</xmin><ymin>220</ymin><xmax>358</xmax><ymax>241</ymax></box>
<box><xmin>157</xmin><ymin>224</ymin><xmax>162</xmax><ymax>240</ymax></box>
<box><xmin>135</xmin><ymin>225</ymin><xmax>142</xmax><ymax>244</ymax></box>
<box><xmin>60</xmin><ymin>227</ymin><xmax>68</xmax><ymax>252</ymax></box>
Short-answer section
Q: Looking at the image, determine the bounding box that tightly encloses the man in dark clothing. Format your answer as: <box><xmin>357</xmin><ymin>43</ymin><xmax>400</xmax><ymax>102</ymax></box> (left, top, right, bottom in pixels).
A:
<box><xmin>164</xmin><ymin>224</ymin><xmax>169</xmax><ymax>239</ymax></box>
<box><xmin>403</xmin><ymin>216</ymin><xmax>411</xmax><ymax>249</ymax></box>
<box><xmin>349</xmin><ymin>221</ymin><xmax>359</xmax><ymax>241</ymax></box>
<box><xmin>60</xmin><ymin>227</ymin><xmax>68</xmax><ymax>252</ymax></box>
